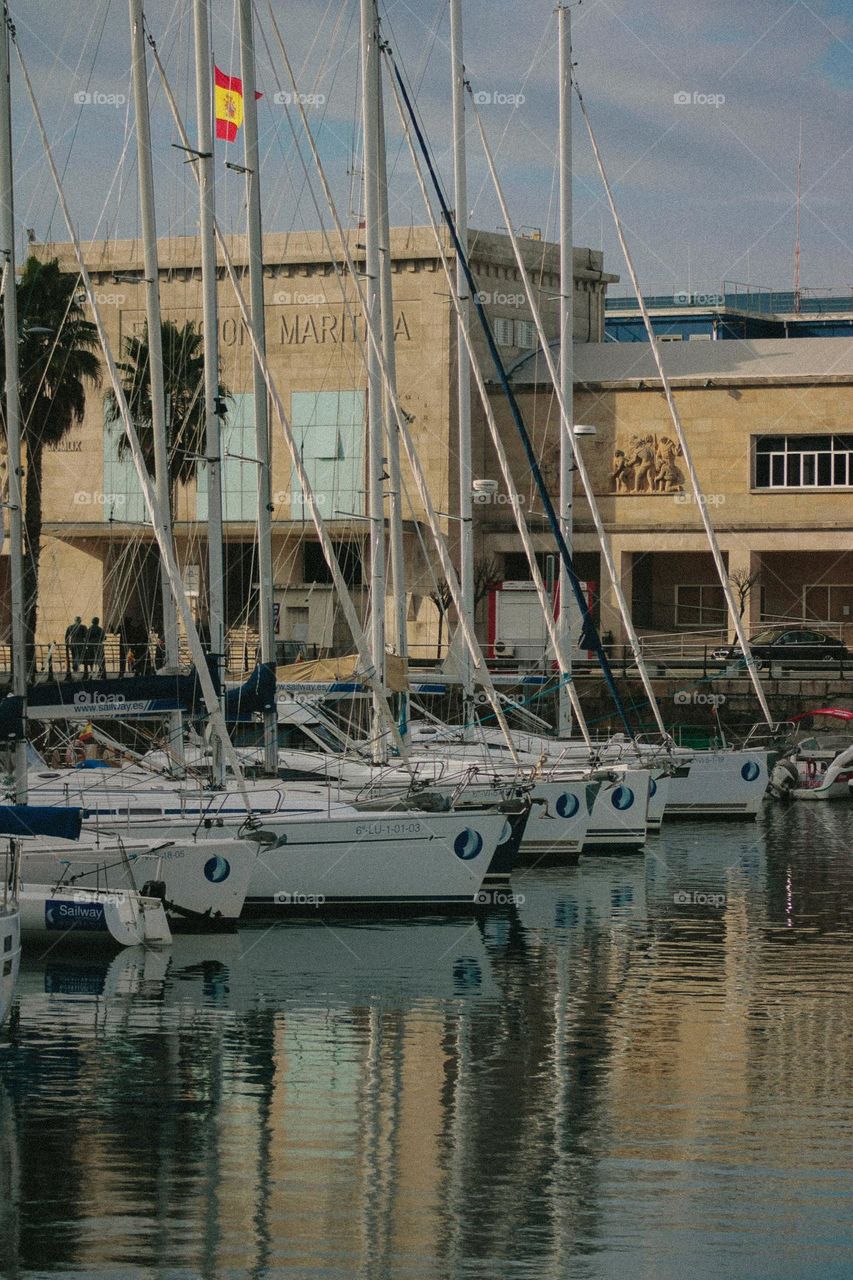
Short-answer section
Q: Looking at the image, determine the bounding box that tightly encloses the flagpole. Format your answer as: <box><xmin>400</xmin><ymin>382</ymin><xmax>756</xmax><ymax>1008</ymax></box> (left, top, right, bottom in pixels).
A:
<box><xmin>192</xmin><ymin>0</ymin><xmax>227</xmax><ymax>786</ymax></box>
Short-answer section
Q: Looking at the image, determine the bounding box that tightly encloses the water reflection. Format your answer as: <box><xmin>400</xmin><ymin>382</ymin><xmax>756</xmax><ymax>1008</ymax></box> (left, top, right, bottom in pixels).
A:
<box><xmin>1</xmin><ymin>806</ymin><xmax>852</xmax><ymax>1278</ymax></box>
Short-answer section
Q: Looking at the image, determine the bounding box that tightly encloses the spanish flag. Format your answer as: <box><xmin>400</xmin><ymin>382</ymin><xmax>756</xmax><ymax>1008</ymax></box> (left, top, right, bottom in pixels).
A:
<box><xmin>214</xmin><ymin>65</ymin><xmax>261</xmax><ymax>141</ymax></box>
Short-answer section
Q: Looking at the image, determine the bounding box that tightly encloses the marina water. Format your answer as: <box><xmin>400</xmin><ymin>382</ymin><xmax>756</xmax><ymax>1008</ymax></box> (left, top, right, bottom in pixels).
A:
<box><xmin>2</xmin><ymin>803</ymin><xmax>852</xmax><ymax>1279</ymax></box>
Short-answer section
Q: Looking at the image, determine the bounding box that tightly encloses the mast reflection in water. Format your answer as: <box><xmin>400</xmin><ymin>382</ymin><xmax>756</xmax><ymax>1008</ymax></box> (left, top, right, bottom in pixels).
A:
<box><xmin>2</xmin><ymin>806</ymin><xmax>853</xmax><ymax>1279</ymax></box>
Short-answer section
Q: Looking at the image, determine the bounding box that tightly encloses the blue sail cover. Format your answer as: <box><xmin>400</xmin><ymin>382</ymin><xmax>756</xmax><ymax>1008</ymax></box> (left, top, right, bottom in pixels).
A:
<box><xmin>223</xmin><ymin>664</ymin><xmax>277</xmax><ymax>722</ymax></box>
<box><xmin>0</xmin><ymin>805</ymin><xmax>83</xmax><ymax>840</ymax></box>
<box><xmin>4</xmin><ymin>664</ymin><xmax>222</xmax><ymax>730</ymax></box>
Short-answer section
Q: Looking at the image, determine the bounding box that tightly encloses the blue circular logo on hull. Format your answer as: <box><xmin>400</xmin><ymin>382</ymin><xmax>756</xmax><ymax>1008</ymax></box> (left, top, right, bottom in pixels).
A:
<box><xmin>204</xmin><ymin>855</ymin><xmax>231</xmax><ymax>884</ymax></box>
<box><xmin>556</xmin><ymin>792</ymin><xmax>580</xmax><ymax>819</ymax></box>
<box><xmin>612</xmin><ymin>786</ymin><xmax>634</xmax><ymax>811</ymax></box>
<box><xmin>454</xmin><ymin>829</ymin><xmax>484</xmax><ymax>860</ymax></box>
<box><xmin>649</xmin><ymin>777</ymin><xmax>657</xmax><ymax>797</ymax></box>
<box><xmin>741</xmin><ymin>760</ymin><xmax>760</xmax><ymax>782</ymax></box>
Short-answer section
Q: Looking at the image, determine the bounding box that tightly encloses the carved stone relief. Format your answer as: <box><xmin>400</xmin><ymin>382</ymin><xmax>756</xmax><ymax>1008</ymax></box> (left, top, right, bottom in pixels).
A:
<box><xmin>612</xmin><ymin>433</ymin><xmax>685</xmax><ymax>494</ymax></box>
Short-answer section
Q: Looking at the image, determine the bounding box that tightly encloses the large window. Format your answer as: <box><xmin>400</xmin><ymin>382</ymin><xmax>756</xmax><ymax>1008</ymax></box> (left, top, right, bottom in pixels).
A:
<box><xmin>803</xmin><ymin>584</ymin><xmax>853</xmax><ymax>624</ymax></box>
<box><xmin>290</xmin><ymin>390</ymin><xmax>365</xmax><ymax>520</ymax></box>
<box><xmin>103</xmin><ymin>401</ymin><xmax>146</xmax><ymax>522</ymax></box>
<box><xmin>197</xmin><ymin>392</ymin><xmax>258</xmax><ymax>522</ymax></box>
<box><xmin>674</xmin><ymin>583</ymin><xmax>726</xmax><ymax>628</ymax></box>
<box><xmin>754</xmin><ymin>434</ymin><xmax>853</xmax><ymax>489</ymax></box>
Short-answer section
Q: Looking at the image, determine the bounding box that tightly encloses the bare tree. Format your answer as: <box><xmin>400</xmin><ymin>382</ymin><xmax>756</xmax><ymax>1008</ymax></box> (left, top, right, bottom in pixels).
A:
<box><xmin>473</xmin><ymin>555</ymin><xmax>502</xmax><ymax>606</ymax></box>
<box><xmin>428</xmin><ymin>579</ymin><xmax>454</xmax><ymax>659</ymax></box>
<box><xmin>729</xmin><ymin>568</ymin><xmax>761</xmax><ymax>619</ymax></box>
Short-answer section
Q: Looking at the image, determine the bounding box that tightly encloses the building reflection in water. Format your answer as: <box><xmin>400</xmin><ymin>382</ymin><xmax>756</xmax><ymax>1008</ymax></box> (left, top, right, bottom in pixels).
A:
<box><xmin>1</xmin><ymin>806</ymin><xmax>852</xmax><ymax>1278</ymax></box>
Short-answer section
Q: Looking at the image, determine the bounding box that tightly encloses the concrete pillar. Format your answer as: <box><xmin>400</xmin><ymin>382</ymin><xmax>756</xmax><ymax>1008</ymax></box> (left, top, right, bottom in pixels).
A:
<box><xmin>598</xmin><ymin>544</ymin><xmax>633</xmax><ymax>646</ymax></box>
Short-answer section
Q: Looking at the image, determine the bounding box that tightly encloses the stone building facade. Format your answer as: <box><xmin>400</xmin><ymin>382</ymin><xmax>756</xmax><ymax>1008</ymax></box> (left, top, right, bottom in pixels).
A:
<box><xmin>0</xmin><ymin>228</ymin><xmax>613</xmax><ymax>660</ymax></box>
<box><xmin>491</xmin><ymin>337</ymin><xmax>853</xmax><ymax>648</ymax></box>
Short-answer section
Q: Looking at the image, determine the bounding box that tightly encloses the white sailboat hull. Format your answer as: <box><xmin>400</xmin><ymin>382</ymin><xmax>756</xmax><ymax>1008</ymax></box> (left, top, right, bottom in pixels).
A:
<box><xmin>17</xmin><ymin>835</ymin><xmax>254</xmax><ymax>929</ymax></box>
<box><xmin>234</xmin><ymin>808</ymin><xmax>510</xmax><ymax>912</ymax></box>
<box><xmin>25</xmin><ymin>772</ymin><xmax>512</xmax><ymax>912</ymax></box>
<box><xmin>17</xmin><ymin>885</ymin><xmax>170</xmax><ymax>949</ymax></box>
<box><xmin>663</xmin><ymin>750</ymin><xmax>769</xmax><ymax>819</ymax></box>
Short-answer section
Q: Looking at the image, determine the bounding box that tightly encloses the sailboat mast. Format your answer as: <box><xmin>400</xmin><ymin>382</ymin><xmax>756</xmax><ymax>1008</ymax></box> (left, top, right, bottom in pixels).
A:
<box><xmin>237</xmin><ymin>0</ymin><xmax>277</xmax><ymax>774</ymax></box>
<box><xmin>0</xmin><ymin>5</ymin><xmax>26</xmax><ymax>802</ymax></box>
<box><xmin>128</xmin><ymin>0</ymin><xmax>184</xmax><ymax>768</ymax></box>
<box><xmin>360</xmin><ymin>0</ymin><xmax>388</xmax><ymax>762</ymax></box>
<box><xmin>557</xmin><ymin>2</ymin><xmax>574</xmax><ymax>738</ymax></box>
<box><xmin>376</xmin><ymin>66</ymin><xmax>409</xmax><ymax>734</ymax></box>
<box><xmin>192</xmin><ymin>0</ymin><xmax>226</xmax><ymax>784</ymax></box>
<box><xmin>449</xmin><ymin>0</ymin><xmax>474</xmax><ymax>725</ymax></box>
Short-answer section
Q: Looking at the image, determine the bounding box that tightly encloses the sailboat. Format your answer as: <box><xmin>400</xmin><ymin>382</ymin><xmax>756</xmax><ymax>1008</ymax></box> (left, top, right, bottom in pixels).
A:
<box><xmin>5</xmin><ymin>0</ymin><xmax>526</xmax><ymax>916</ymax></box>
<box><xmin>1</xmin><ymin>4</ymin><xmax>257</xmax><ymax>933</ymax></box>
<box><xmin>367</xmin><ymin>5</ymin><xmax>773</xmax><ymax>827</ymax></box>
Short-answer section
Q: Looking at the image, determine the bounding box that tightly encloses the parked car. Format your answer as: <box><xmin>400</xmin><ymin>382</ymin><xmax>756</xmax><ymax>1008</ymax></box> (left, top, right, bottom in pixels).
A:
<box><xmin>712</xmin><ymin>627</ymin><xmax>850</xmax><ymax>667</ymax></box>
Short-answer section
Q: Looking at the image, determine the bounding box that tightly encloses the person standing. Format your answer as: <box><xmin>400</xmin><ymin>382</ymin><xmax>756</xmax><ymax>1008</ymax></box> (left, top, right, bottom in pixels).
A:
<box><xmin>83</xmin><ymin>616</ymin><xmax>106</xmax><ymax>679</ymax></box>
<box><xmin>64</xmin><ymin>615</ymin><xmax>85</xmax><ymax>677</ymax></box>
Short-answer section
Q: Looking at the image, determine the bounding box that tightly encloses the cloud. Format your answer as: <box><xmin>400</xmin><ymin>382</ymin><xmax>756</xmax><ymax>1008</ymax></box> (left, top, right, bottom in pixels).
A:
<box><xmin>9</xmin><ymin>0</ymin><xmax>853</xmax><ymax>292</ymax></box>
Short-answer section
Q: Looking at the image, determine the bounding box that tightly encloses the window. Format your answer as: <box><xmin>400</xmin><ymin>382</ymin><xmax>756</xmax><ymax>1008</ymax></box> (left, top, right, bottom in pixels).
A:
<box><xmin>514</xmin><ymin>319</ymin><xmax>537</xmax><ymax>350</ymax></box>
<box><xmin>196</xmin><ymin>393</ymin><xmax>258</xmax><ymax>522</ymax></box>
<box><xmin>674</xmin><ymin>583</ymin><xmax>726</xmax><ymax>628</ymax></box>
<box><xmin>103</xmin><ymin>401</ymin><xmax>146</xmax><ymax>523</ymax></box>
<box><xmin>803</xmin><ymin>584</ymin><xmax>853</xmax><ymax>624</ymax></box>
<box><xmin>303</xmin><ymin>540</ymin><xmax>363</xmax><ymax>587</ymax></box>
<box><xmin>290</xmin><ymin>390</ymin><xmax>365</xmax><ymax>519</ymax></box>
<box><xmin>493</xmin><ymin>317</ymin><xmax>515</xmax><ymax>347</ymax></box>
<box><xmin>754</xmin><ymin>434</ymin><xmax>853</xmax><ymax>489</ymax></box>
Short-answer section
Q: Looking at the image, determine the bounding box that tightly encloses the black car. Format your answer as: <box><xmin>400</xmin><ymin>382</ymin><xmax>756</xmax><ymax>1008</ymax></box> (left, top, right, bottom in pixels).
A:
<box><xmin>712</xmin><ymin>627</ymin><xmax>850</xmax><ymax>667</ymax></box>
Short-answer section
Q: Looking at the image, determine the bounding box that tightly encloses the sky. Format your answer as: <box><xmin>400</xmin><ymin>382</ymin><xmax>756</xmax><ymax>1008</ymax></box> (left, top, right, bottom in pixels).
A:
<box><xmin>7</xmin><ymin>0</ymin><xmax>853</xmax><ymax>297</ymax></box>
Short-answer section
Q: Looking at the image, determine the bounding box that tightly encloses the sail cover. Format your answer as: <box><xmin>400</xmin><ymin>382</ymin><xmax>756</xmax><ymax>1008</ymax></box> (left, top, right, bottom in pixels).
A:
<box><xmin>223</xmin><ymin>664</ymin><xmax>277</xmax><ymax>721</ymax></box>
<box><xmin>0</xmin><ymin>805</ymin><xmax>83</xmax><ymax>841</ymax></box>
<box><xmin>8</xmin><ymin>666</ymin><xmax>221</xmax><ymax>726</ymax></box>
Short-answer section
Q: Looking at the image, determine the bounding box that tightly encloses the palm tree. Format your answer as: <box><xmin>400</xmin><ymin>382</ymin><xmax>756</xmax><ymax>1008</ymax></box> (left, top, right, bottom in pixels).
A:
<box><xmin>106</xmin><ymin>319</ymin><xmax>229</xmax><ymax>634</ymax></box>
<box><xmin>0</xmin><ymin>256</ymin><xmax>101</xmax><ymax>662</ymax></box>
<box><xmin>106</xmin><ymin>318</ymin><xmax>217</xmax><ymax>495</ymax></box>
